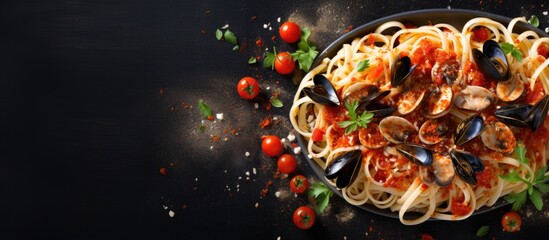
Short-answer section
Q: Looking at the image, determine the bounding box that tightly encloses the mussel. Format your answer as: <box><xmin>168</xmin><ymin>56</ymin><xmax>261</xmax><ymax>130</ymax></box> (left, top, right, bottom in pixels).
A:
<box><xmin>395</xmin><ymin>144</ymin><xmax>433</xmax><ymax>166</ymax></box>
<box><xmin>453</xmin><ymin>85</ymin><xmax>495</xmax><ymax>112</ymax></box>
<box><xmin>480</xmin><ymin>120</ymin><xmax>516</xmax><ymax>153</ymax></box>
<box><xmin>302</xmin><ymin>75</ymin><xmax>341</xmax><ymax>107</ymax></box>
<box><xmin>324</xmin><ymin>150</ymin><xmax>362</xmax><ymax>189</ymax></box>
<box><xmin>472</xmin><ymin>40</ymin><xmax>510</xmax><ymax>81</ymax></box>
<box><xmin>527</xmin><ymin>95</ymin><xmax>549</xmax><ymax>132</ymax></box>
<box><xmin>391</xmin><ymin>55</ymin><xmax>417</xmax><ymax>87</ymax></box>
<box><xmin>449</xmin><ymin>149</ymin><xmax>483</xmax><ymax>185</ymax></box>
<box><xmin>494</xmin><ymin>103</ymin><xmax>531</xmax><ymax>128</ymax></box>
<box><xmin>356</xmin><ymin>89</ymin><xmax>394</xmax><ymax>116</ymax></box>
<box><xmin>379</xmin><ymin>116</ymin><xmax>418</xmax><ymax>143</ymax></box>
<box><xmin>454</xmin><ymin>114</ymin><xmax>484</xmax><ymax>146</ymax></box>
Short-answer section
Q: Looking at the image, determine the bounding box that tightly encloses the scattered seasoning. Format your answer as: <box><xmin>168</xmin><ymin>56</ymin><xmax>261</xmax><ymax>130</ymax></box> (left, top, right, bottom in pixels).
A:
<box><xmin>159</xmin><ymin>167</ymin><xmax>167</xmax><ymax>175</ymax></box>
<box><xmin>168</xmin><ymin>210</ymin><xmax>175</xmax><ymax>218</ymax></box>
<box><xmin>251</xmin><ymin>16</ymin><xmax>257</xmax><ymax>22</ymax></box>
<box><xmin>259</xmin><ymin>115</ymin><xmax>272</xmax><ymax>128</ymax></box>
<box><xmin>260</xmin><ymin>180</ymin><xmax>273</xmax><ymax>197</ymax></box>
<box><xmin>344</xmin><ymin>25</ymin><xmax>353</xmax><ymax>33</ymax></box>
<box><xmin>255</xmin><ymin>37</ymin><xmax>263</xmax><ymax>46</ymax></box>
<box><xmin>159</xmin><ymin>88</ymin><xmax>164</xmax><ymax>96</ymax></box>
<box><xmin>211</xmin><ymin>135</ymin><xmax>220</xmax><ymax>142</ymax></box>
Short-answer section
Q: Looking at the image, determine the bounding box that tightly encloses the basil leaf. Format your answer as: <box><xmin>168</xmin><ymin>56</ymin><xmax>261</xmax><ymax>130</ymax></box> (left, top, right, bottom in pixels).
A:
<box><xmin>500</xmin><ymin>42</ymin><xmax>515</xmax><ymax>54</ymax></box>
<box><xmin>511</xmin><ymin>49</ymin><xmax>523</xmax><ymax>62</ymax></box>
<box><xmin>270</xmin><ymin>98</ymin><xmax>283</xmax><ymax>108</ymax></box>
<box><xmin>197</xmin><ymin>100</ymin><xmax>212</xmax><ymax>118</ymax></box>
<box><xmin>248</xmin><ymin>56</ymin><xmax>257</xmax><ymax>64</ymax></box>
<box><xmin>215</xmin><ymin>29</ymin><xmax>223</xmax><ymax>40</ymax></box>
<box><xmin>357</xmin><ymin>59</ymin><xmax>370</xmax><ymax>72</ymax></box>
<box><xmin>529</xmin><ymin>15</ymin><xmax>540</xmax><ymax>27</ymax></box>
<box><xmin>224</xmin><ymin>30</ymin><xmax>237</xmax><ymax>45</ymax></box>
<box><xmin>529</xmin><ymin>188</ymin><xmax>543</xmax><ymax>210</ymax></box>
<box><xmin>476</xmin><ymin>225</ymin><xmax>490</xmax><ymax>237</ymax></box>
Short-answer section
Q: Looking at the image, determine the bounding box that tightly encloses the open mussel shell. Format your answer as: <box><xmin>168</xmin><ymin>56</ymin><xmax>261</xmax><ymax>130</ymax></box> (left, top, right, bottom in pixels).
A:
<box><xmin>527</xmin><ymin>95</ymin><xmax>549</xmax><ymax>132</ymax></box>
<box><xmin>356</xmin><ymin>90</ymin><xmax>392</xmax><ymax>115</ymax></box>
<box><xmin>450</xmin><ymin>149</ymin><xmax>484</xmax><ymax>172</ymax></box>
<box><xmin>324</xmin><ymin>150</ymin><xmax>362</xmax><ymax>189</ymax></box>
<box><xmin>391</xmin><ymin>55</ymin><xmax>417</xmax><ymax>87</ymax></box>
<box><xmin>454</xmin><ymin>114</ymin><xmax>484</xmax><ymax>146</ymax></box>
<box><xmin>302</xmin><ymin>75</ymin><xmax>341</xmax><ymax>107</ymax></box>
<box><xmin>449</xmin><ymin>150</ymin><xmax>478</xmax><ymax>185</ymax></box>
<box><xmin>472</xmin><ymin>40</ymin><xmax>510</xmax><ymax>81</ymax></box>
<box><xmin>395</xmin><ymin>144</ymin><xmax>433</xmax><ymax>166</ymax></box>
<box><xmin>432</xmin><ymin>153</ymin><xmax>455</xmax><ymax>187</ymax></box>
<box><xmin>494</xmin><ymin>104</ymin><xmax>531</xmax><ymax>128</ymax></box>
<box><xmin>364</xmin><ymin>102</ymin><xmax>395</xmax><ymax>119</ymax></box>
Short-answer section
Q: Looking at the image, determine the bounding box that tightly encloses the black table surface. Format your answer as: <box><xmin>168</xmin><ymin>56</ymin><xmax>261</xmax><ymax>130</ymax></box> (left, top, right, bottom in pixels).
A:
<box><xmin>3</xmin><ymin>0</ymin><xmax>549</xmax><ymax>239</ymax></box>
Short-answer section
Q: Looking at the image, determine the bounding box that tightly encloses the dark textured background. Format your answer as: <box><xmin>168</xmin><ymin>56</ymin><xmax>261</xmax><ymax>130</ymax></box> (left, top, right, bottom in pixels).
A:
<box><xmin>2</xmin><ymin>0</ymin><xmax>549</xmax><ymax>239</ymax></box>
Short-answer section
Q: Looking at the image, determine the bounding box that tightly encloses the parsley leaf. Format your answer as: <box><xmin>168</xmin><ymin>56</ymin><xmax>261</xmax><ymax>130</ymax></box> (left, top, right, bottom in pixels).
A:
<box><xmin>515</xmin><ymin>140</ymin><xmax>528</xmax><ymax>164</ymax></box>
<box><xmin>357</xmin><ymin>59</ymin><xmax>370</xmax><ymax>72</ymax></box>
<box><xmin>529</xmin><ymin>15</ymin><xmax>540</xmax><ymax>27</ymax></box>
<box><xmin>500</xmin><ymin>42</ymin><xmax>523</xmax><ymax>62</ymax></box>
<box><xmin>223</xmin><ymin>29</ymin><xmax>237</xmax><ymax>45</ymax></box>
<box><xmin>263</xmin><ymin>47</ymin><xmax>277</xmax><ymax>69</ymax></box>
<box><xmin>476</xmin><ymin>225</ymin><xmax>490</xmax><ymax>237</ymax></box>
<box><xmin>337</xmin><ymin>100</ymin><xmax>374</xmax><ymax>135</ymax></box>
<box><xmin>248</xmin><ymin>56</ymin><xmax>257</xmax><ymax>64</ymax></box>
<box><xmin>291</xmin><ymin>28</ymin><xmax>318</xmax><ymax>72</ymax></box>
<box><xmin>529</xmin><ymin>188</ymin><xmax>543</xmax><ymax>210</ymax></box>
<box><xmin>197</xmin><ymin>100</ymin><xmax>212</xmax><ymax>118</ymax></box>
<box><xmin>270</xmin><ymin>97</ymin><xmax>283</xmax><ymax>108</ymax></box>
<box><xmin>504</xmin><ymin>191</ymin><xmax>528</xmax><ymax>211</ymax></box>
<box><xmin>308</xmin><ymin>182</ymin><xmax>333</xmax><ymax>213</ymax></box>
<box><xmin>215</xmin><ymin>29</ymin><xmax>223</xmax><ymax>40</ymax></box>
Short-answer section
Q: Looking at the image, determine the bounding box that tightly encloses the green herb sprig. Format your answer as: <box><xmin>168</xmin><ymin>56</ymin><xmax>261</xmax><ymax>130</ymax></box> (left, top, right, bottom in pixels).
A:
<box><xmin>337</xmin><ymin>100</ymin><xmax>374</xmax><ymax>135</ymax></box>
<box><xmin>308</xmin><ymin>182</ymin><xmax>333</xmax><ymax>214</ymax></box>
<box><xmin>356</xmin><ymin>59</ymin><xmax>370</xmax><ymax>72</ymax></box>
<box><xmin>197</xmin><ymin>100</ymin><xmax>213</xmax><ymax>119</ymax></box>
<box><xmin>291</xmin><ymin>28</ymin><xmax>318</xmax><ymax>72</ymax></box>
<box><xmin>215</xmin><ymin>28</ymin><xmax>239</xmax><ymax>51</ymax></box>
<box><xmin>500</xmin><ymin>141</ymin><xmax>549</xmax><ymax>211</ymax></box>
<box><xmin>528</xmin><ymin>15</ymin><xmax>540</xmax><ymax>27</ymax></box>
<box><xmin>263</xmin><ymin>47</ymin><xmax>277</xmax><ymax>69</ymax></box>
<box><xmin>500</xmin><ymin>42</ymin><xmax>523</xmax><ymax>62</ymax></box>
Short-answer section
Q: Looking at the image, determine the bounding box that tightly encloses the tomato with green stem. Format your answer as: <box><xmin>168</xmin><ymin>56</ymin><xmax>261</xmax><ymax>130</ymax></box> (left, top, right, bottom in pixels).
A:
<box><xmin>293</xmin><ymin>206</ymin><xmax>315</xmax><ymax>229</ymax></box>
<box><xmin>501</xmin><ymin>211</ymin><xmax>521</xmax><ymax>232</ymax></box>
<box><xmin>277</xmin><ymin>154</ymin><xmax>296</xmax><ymax>174</ymax></box>
<box><xmin>289</xmin><ymin>175</ymin><xmax>308</xmax><ymax>194</ymax></box>
<box><xmin>274</xmin><ymin>51</ymin><xmax>295</xmax><ymax>75</ymax></box>
<box><xmin>237</xmin><ymin>77</ymin><xmax>259</xmax><ymax>100</ymax></box>
<box><xmin>261</xmin><ymin>135</ymin><xmax>283</xmax><ymax>157</ymax></box>
<box><xmin>279</xmin><ymin>21</ymin><xmax>301</xmax><ymax>43</ymax></box>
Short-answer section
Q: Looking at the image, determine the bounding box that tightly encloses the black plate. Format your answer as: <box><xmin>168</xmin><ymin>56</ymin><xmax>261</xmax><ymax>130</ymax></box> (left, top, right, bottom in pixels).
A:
<box><xmin>297</xmin><ymin>8</ymin><xmax>548</xmax><ymax>219</ymax></box>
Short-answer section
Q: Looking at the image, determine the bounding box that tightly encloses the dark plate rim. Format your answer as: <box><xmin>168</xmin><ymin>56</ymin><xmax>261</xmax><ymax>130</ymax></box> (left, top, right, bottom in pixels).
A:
<box><xmin>299</xmin><ymin>8</ymin><xmax>548</xmax><ymax>220</ymax></box>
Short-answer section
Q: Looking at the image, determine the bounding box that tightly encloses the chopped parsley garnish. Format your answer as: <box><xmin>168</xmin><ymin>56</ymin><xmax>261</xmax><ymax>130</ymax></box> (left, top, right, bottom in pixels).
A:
<box><xmin>337</xmin><ymin>100</ymin><xmax>374</xmax><ymax>135</ymax></box>
<box><xmin>356</xmin><ymin>59</ymin><xmax>370</xmax><ymax>72</ymax></box>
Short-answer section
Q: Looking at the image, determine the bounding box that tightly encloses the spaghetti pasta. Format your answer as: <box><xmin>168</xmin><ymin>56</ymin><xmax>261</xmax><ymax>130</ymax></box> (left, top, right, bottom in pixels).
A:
<box><xmin>290</xmin><ymin>17</ymin><xmax>549</xmax><ymax>225</ymax></box>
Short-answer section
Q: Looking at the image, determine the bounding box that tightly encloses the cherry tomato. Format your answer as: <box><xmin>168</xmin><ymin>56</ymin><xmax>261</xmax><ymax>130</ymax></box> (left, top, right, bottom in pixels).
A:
<box><xmin>274</xmin><ymin>51</ymin><xmax>295</xmax><ymax>75</ymax></box>
<box><xmin>293</xmin><ymin>206</ymin><xmax>316</xmax><ymax>229</ymax></box>
<box><xmin>237</xmin><ymin>77</ymin><xmax>260</xmax><ymax>100</ymax></box>
<box><xmin>289</xmin><ymin>175</ymin><xmax>308</xmax><ymax>194</ymax></box>
<box><xmin>279</xmin><ymin>21</ymin><xmax>301</xmax><ymax>43</ymax></box>
<box><xmin>261</xmin><ymin>135</ymin><xmax>283</xmax><ymax>157</ymax></box>
<box><xmin>277</xmin><ymin>154</ymin><xmax>297</xmax><ymax>174</ymax></box>
<box><xmin>501</xmin><ymin>211</ymin><xmax>521</xmax><ymax>232</ymax></box>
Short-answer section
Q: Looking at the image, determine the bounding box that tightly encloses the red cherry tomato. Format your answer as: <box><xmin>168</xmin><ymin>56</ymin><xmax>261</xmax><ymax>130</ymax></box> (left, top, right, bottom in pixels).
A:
<box><xmin>237</xmin><ymin>77</ymin><xmax>260</xmax><ymax>100</ymax></box>
<box><xmin>277</xmin><ymin>154</ymin><xmax>297</xmax><ymax>174</ymax></box>
<box><xmin>501</xmin><ymin>211</ymin><xmax>521</xmax><ymax>232</ymax></box>
<box><xmin>261</xmin><ymin>135</ymin><xmax>283</xmax><ymax>157</ymax></box>
<box><xmin>289</xmin><ymin>175</ymin><xmax>308</xmax><ymax>194</ymax></box>
<box><xmin>293</xmin><ymin>206</ymin><xmax>316</xmax><ymax>229</ymax></box>
<box><xmin>274</xmin><ymin>51</ymin><xmax>295</xmax><ymax>75</ymax></box>
<box><xmin>279</xmin><ymin>21</ymin><xmax>301</xmax><ymax>43</ymax></box>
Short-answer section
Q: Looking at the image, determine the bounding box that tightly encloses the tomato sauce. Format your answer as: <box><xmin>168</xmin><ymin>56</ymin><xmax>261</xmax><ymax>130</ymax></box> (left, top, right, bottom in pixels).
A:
<box><xmin>451</xmin><ymin>199</ymin><xmax>471</xmax><ymax>216</ymax></box>
<box><xmin>475</xmin><ymin>161</ymin><xmax>493</xmax><ymax>189</ymax></box>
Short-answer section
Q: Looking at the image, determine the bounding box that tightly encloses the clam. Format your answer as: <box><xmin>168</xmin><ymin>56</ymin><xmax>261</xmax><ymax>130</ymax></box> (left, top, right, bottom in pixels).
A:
<box><xmin>432</xmin><ymin>153</ymin><xmax>455</xmax><ymax>187</ymax></box>
<box><xmin>454</xmin><ymin>114</ymin><xmax>484</xmax><ymax>146</ymax></box>
<box><xmin>494</xmin><ymin>104</ymin><xmax>531</xmax><ymax>128</ymax></box>
<box><xmin>395</xmin><ymin>144</ymin><xmax>433</xmax><ymax>166</ymax></box>
<box><xmin>391</xmin><ymin>55</ymin><xmax>417</xmax><ymax>87</ymax></box>
<box><xmin>527</xmin><ymin>95</ymin><xmax>549</xmax><ymax>132</ymax></box>
<box><xmin>379</xmin><ymin>116</ymin><xmax>418</xmax><ymax>143</ymax></box>
<box><xmin>496</xmin><ymin>73</ymin><xmax>525</xmax><ymax>102</ymax></box>
<box><xmin>358</xmin><ymin>123</ymin><xmax>389</xmax><ymax>149</ymax></box>
<box><xmin>324</xmin><ymin>149</ymin><xmax>362</xmax><ymax>189</ymax></box>
<box><xmin>449</xmin><ymin>149</ymin><xmax>479</xmax><ymax>185</ymax></box>
<box><xmin>419</xmin><ymin>119</ymin><xmax>449</xmax><ymax>145</ymax></box>
<box><xmin>397</xmin><ymin>86</ymin><xmax>426</xmax><ymax>115</ymax></box>
<box><xmin>431</xmin><ymin>58</ymin><xmax>461</xmax><ymax>85</ymax></box>
<box><xmin>422</xmin><ymin>84</ymin><xmax>453</xmax><ymax>118</ymax></box>
<box><xmin>480</xmin><ymin>120</ymin><xmax>516</xmax><ymax>153</ymax></box>
<box><xmin>302</xmin><ymin>74</ymin><xmax>341</xmax><ymax>107</ymax></box>
<box><xmin>472</xmin><ymin>40</ymin><xmax>510</xmax><ymax>81</ymax></box>
<box><xmin>453</xmin><ymin>85</ymin><xmax>495</xmax><ymax>112</ymax></box>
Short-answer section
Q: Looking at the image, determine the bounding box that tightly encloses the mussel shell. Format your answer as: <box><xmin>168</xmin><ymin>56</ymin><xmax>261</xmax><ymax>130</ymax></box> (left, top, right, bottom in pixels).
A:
<box><xmin>454</xmin><ymin>114</ymin><xmax>484</xmax><ymax>146</ymax></box>
<box><xmin>335</xmin><ymin>154</ymin><xmax>362</xmax><ymax>189</ymax></box>
<box><xmin>324</xmin><ymin>150</ymin><xmax>362</xmax><ymax>180</ymax></box>
<box><xmin>527</xmin><ymin>95</ymin><xmax>549</xmax><ymax>132</ymax></box>
<box><xmin>361</xmin><ymin>102</ymin><xmax>395</xmax><ymax>119</ymax></box>
<box><xmin>302</xmin><ymin>75</ymin><xmax>341</xmax><ymax>107</ymax></box>
<box><xmin>356</xmin><ymin>90</ymin><xmax>391</xmax><ymax>115</ymax></box>
<box><xmin>396</xmin><ymin>144</ymin><xmax>433</xmax><ymax>166</ymax></box>
<box><xmin>391</xmin><ymin>55</ymin><xmax>417</xmax><ymax>87</ymax></box>
<box><xmin>450</xmin><ymin>151</ymin><xmax>478</xmax><ymax>185</ymax></box>
<box><xmin>450</xmin><ymin>149</ymin><xmax>484</xmax><ymax>172</ymax></box>
<box><xmin>494</xmin><ymin>104</ymin><xmax>531</xmax><ymax>128</ymax></box>
<box><xmin>472</xmin><ymin>40</ymin><xmax>510</xmax><ymax>81</ymax></box>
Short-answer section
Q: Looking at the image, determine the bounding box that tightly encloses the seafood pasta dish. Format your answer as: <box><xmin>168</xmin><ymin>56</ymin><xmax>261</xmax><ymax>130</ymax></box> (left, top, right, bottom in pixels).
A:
<box><xmin>290</xmin><ymin>16</ymin><xmax>549</xmax><ymax>225</ymax></box>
